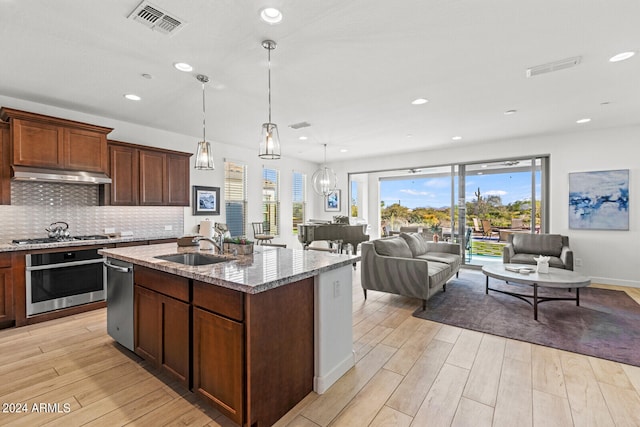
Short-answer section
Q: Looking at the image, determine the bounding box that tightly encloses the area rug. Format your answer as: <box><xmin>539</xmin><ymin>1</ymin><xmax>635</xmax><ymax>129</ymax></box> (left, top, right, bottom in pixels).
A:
<box><xmin>413</xmin><ymin>270</ymin><xmax>640</xmax><ymax>367</ymax></box>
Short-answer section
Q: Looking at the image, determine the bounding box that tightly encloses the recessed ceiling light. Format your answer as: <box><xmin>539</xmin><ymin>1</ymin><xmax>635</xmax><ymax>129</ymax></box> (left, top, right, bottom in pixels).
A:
<box><xmin>452</xmin><ymin>136</ymin><xmax>462</xmax><ymax>141</ymax></box>
<box><xmin>411</xmin><ymin>98</ymin><xmax>428</xmax><ymax>105</ymax></box>
<box><xmin>124</xmin><ymin>94</ymin><xmax>141</xmax><ymax>101</ymax></box>
<box><xmin>299</xmin><ymin>136</ymin><xmax>308</xmax><ymax>141</ymax></box>
<box><xmin>406</xmin><ymin>134</ymin><xmax>413</xmax><ymax>138</ymax></box>
<box><xmin>481</xmin><ymin>164</ymin><xmax>488</xmax><ymax>168</ymax></box>
<box><xmin>477</xmin><ymin>172</ymin><xmax>483</xmax><ymax>175</ymax></box>
<box><xmin>174</xmin><ymin>62</ymin><xmax>193</xmax><ymax>72</ymax></box>
<box><xmin>260</xmin><ymin>7</ymin><xmax>283</xmax><ymax>24</ymax></box>
<box><xmin>340</xmin><ymin>149</ymin><xmax>348</xmax><ymax>153</ymax></box>
<box><xmin>576</xmin><ymin>118</ymin><xmax>591</xmax><ymax>124</ymax></box>
<box><xmin>504</xmin><ymin>109</ymin><xmax>517</xmax><ymax>115</ymax></box>
<box><xmin>609</xmin><ymin>51</ymin><xmax>635</xmax><ymax>62</ymax></box>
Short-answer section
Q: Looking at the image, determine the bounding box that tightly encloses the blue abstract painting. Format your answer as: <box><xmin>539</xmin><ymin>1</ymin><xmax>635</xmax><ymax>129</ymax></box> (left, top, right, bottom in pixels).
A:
<box><xmin>569</xmin><ymin>169</ymin><xmax>629</xmax><ymax>230</ymax></box>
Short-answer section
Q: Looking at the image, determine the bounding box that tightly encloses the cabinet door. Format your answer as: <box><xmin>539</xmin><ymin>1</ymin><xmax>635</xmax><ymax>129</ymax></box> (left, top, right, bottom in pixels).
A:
<box><xmin>12</xmin><ymin>118</ymin><xmax>63</xmax><ymax>168</ymax></box>
<box><xmin>0</xmin><ymin>254</ymin><xmax>14</xmax><ymax>328</ymax></box>
<box><xmin>109</xmin><ymin>144</ymin><xmax>139</xmax><ymax>205</ymax></box>
<box><xmin>0</xmin><ymin>123</ymin><xmax>10</xmax><ymax>205</ymax></box>
<box><xmin>193</xmin><ymin>307</ymin><xmax>244</xmax><ymax>425</ymax></box>
<box><xmin>166</xmin><ymin>154</ymin><xmax>190</xmax><ymax>206</ymax></box>
<box><xmin>160</xmin><ymin>295</ymin><xmax>189</xmax><ymax>386</ymax></box>
<box><xmin>134</xmin><ymin>285</ymin><xmax>160</xmax><ymax>364</ymax></box>
<box><xmin>63</xmin><ymin>127</ymin><xmax>108</xmax><ymax>172</ymax></box>
<box><xmin>139</xmin><ymin>150</ymin><xmax>166</xmax><ymax>205</ymax></box>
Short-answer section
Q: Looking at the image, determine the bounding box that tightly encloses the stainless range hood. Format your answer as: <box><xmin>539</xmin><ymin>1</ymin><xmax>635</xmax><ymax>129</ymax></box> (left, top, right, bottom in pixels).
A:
<box><xmin>12</xmin><ymin>165</ymin><xmax>112</xmax><ymax>185</ymax></box>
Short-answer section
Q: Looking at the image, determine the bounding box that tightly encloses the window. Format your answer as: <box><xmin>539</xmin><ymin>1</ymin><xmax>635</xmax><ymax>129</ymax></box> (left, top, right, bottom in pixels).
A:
<box><xmin>292</xmin><ymin>171</ymin><xmax>306</xmax><ymax>234</ymax></box>
<box><xmin>262</xmin><ymin>168</ymin><xmax>280</xmax><ymax>235</ymax></box>
<box><xmin>224</xmin><ymin>161</ymin><xmax>247</xmax><ymax>237</ymax></box>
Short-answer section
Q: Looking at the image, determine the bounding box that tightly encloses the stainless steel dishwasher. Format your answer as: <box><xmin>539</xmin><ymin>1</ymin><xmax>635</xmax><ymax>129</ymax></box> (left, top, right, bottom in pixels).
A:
<box><xmin>104</xmin><ymin>258</ymin><xmax>134</xmax><ymax>351</ymax></box>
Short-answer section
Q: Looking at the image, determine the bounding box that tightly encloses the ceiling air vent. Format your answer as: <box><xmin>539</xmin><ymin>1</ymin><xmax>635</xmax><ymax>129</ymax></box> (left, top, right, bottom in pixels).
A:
<box><xmin>128</xmin><ymin>1</ymin><xmax>186</xmax><ymax>36</ymax></box>
<box><xmin>526</xmin><ymin>56</ymin><xmax>582</xmax><ymax>78</ymax></box>
<box><xmin>288</xmin><ymin>121</ymin><xmax>312</xmax><ymax>130</ymax></box>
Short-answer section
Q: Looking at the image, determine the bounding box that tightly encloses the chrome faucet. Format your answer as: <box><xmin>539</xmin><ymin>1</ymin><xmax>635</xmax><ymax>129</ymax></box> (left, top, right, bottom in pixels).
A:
<box><xmin>192</xmin><ymin>232</ymin><xmax>224</xmax><ymax>254</ymax></box>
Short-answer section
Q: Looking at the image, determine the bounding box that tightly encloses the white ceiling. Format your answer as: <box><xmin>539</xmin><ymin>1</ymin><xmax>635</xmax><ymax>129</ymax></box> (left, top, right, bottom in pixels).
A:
<box><xmin>1</xmin><ymin>0</ymin><xmax>639</xmax><ymax>163</ymax></box>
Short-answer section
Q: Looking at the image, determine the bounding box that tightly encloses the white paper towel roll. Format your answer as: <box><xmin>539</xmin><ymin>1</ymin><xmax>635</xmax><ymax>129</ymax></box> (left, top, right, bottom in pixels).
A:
<box><xmin>199</xmin><ymin>219</ymin><xmax>214</xmax><ymax>250</ymax></box>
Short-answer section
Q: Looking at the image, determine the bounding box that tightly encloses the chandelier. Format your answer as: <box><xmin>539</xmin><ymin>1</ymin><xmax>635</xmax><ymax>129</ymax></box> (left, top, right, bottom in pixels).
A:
<box><xmin>311</xmin><ymin>144</ymin><xmax>338</xmax><ymax>196</ymax></box>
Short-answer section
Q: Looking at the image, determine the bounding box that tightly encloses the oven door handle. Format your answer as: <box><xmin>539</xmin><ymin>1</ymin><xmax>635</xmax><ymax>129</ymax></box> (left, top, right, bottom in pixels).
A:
<box><xmin>103</xmin><ymin>260</ymin><xmax>132</xmax><ymax>273</ymax></box>
<box><xmin>26</xmin><ymin>258</ymin><xmax>105</xmax><ymax>271</ymax></box>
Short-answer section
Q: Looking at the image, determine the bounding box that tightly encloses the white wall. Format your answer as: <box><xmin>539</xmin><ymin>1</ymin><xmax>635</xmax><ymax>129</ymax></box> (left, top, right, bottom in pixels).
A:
<box><xmin>0</xmin><ymin>95</ymin><xmax>320</xmax><ymax>249</ymax></box>
<box><xmin>325</xmin><ymin>126</ymin><xmax>640</xmax><ymax>287</ymax></box>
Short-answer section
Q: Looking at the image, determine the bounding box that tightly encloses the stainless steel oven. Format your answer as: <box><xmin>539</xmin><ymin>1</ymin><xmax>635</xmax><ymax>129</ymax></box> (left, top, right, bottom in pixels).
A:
<box><xmin>26</xmin><ymin>248</ymin><xmax>106</xmax><ymax>316</ymax></box>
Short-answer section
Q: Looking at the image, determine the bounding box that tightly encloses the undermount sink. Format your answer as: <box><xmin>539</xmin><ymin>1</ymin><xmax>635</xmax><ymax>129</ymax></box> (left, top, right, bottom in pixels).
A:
<box><xmin>154</xmin><ymin>253</ymin><xmax>229</xmax><ymax>266</ymax></box>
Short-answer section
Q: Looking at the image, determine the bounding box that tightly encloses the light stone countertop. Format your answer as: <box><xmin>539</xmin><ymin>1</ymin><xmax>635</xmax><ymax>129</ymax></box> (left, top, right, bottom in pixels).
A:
<box><xmin>99</xmin><ymin>243</ymin><xmax>361</xmax><ymax>294</ymax></box>
<box><xmin>0</xmin><ymin>235</ymin><xmax>179</xmax><ymax>253</ymax></box>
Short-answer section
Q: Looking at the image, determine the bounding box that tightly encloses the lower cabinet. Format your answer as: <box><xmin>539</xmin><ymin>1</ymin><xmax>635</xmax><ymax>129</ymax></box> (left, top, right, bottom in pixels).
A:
<box><xmin>193</xmin><ymin>307</ymin><xmax>244</xmax><ymax>424</ymax></box>
<box><xmin>134</xmin><ymin>267</ymin><xmax>190</xmax><ymax>387</ymax></box>
<box><xmin>0</xmin><ymin>253</ymin><xmax>15</xmax><ymax>328</ymax></box>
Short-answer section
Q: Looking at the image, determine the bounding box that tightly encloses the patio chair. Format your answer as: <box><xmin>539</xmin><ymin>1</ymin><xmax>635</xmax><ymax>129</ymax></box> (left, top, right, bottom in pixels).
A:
<box><xmin>252</xmin><ymin>222</ymin><xmax>274</xmax><ymax>245</ymax></box>
<box><xmin>471</xmin><ymin>218</ymin><xmax>484</xmax><ymax>236</ymax></box>
<box><xmin>511</xmin><ymin>218</ymin><xmax>525</xmax><ymax>229</ymax></box>
<box><xmin>481</xmin><ymin>219</ymin><xmax>499</xmax><ymax>239</ymax></box>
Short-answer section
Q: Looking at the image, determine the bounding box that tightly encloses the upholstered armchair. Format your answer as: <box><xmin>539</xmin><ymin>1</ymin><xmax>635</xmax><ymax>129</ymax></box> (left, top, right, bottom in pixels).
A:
<box><xmin>503</xmin><ymin>233</ymin><xmax>573</xmax><ymax>270</ymax></box>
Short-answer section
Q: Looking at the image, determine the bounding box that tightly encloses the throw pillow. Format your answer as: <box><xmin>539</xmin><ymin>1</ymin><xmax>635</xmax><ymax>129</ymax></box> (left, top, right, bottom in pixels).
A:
<box><xmin>373</xmin><ymin>237</ymin><xmax>413</xmax><ymax>258</ymax></box>
<box><xmin>399</xmin><ymin>232</ymin><xmax>427</xmax><ymax>257</ymax></box>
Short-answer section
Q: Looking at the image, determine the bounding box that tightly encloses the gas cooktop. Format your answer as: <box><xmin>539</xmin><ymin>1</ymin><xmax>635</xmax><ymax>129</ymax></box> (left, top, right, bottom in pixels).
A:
<box><xmin>12</xmin><ymin>235</ymin><xmax>109</xmax><ymax>245</ymax></box>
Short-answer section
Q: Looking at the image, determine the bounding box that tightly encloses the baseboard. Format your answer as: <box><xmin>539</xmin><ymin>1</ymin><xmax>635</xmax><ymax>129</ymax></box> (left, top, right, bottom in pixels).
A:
<box><xmin>313</xmin><ymin>351</ymin><xmax>355</xmax><ymax>394</ymax></box>
<box><xmin>590</xmin><ymin>276</ymin><xmax>640</xmax><ymax>289</ymax></box>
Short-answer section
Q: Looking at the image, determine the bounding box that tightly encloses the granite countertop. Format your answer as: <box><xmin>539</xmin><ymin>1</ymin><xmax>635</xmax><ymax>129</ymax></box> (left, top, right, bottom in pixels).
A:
<box><xmin>99</xmin><ymin>243</ymin><xmax>360</xmax><ymax>294</ymax></box>
<box><xmin>0</xmin><ymin>234</ymin><xmax>179</xmax><ymax>253</ymax></box>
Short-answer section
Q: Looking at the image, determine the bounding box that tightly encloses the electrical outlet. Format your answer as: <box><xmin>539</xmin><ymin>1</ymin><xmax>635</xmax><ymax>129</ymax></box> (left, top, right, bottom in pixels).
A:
<box><xmin>104</xmin><ymin>227</ymin><xmax>116</xmax><ymax>234</ymax></box>
<box><xmin>333</xmin><ymin>280</ymin><xmax>341</xmax><ymax>297</ymax></box>
<box><xmin>164</xmin><ymin>225</ymin><xmax>173</xmax><ymax>231</ymax></box>
<box><xmin>575</xmin><ymin>258</ymin><xmax>583</xmax><ymax>267</ymax></box>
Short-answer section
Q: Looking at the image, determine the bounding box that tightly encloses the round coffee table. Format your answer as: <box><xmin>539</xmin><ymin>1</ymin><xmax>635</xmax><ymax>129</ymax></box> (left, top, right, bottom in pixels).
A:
<box><xmin>481</xmin><ymin>263</ymin><xmax>591</xmax><ymax>320</ymax></box>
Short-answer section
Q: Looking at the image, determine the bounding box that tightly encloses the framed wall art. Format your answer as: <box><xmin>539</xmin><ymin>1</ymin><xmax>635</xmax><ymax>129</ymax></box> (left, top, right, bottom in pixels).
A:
<box><xmin>192</xmin><ymin>186</ymin><xmax>220</xmax><ymax>216</ymax></box>
<box><xmin>324</xmin><ymin>189</ymin><xmax>341</xmax><ymax>212</ymax></box>
<box><xmin>568</xmin><ymin>169</ymin><xmax>629</xmax><ymax>230</ymax></box>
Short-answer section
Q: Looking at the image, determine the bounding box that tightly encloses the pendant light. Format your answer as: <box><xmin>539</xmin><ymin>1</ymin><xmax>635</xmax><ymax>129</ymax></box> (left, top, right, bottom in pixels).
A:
<box><xmin>312</xmin><ymin>144</ymin><xmax>338</xmax><ymax>196</ymax></box>
<box><xmin>258</xmin><ymin>40</ymin><xmax>281</xmax><ymax>159</ymax></box>
<box><xmin>195</xmin><ymin>74</ymin><xmax>214</xmax><ymax>170</ymax></box>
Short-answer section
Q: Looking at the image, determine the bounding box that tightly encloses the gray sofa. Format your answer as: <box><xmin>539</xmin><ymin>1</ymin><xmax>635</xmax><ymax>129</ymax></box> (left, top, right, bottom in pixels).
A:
<box><xmin>503</xmin><ymin>233</ymin><xmax>573</xmax><ymax>270</ymax></box>
<box><xmin>360</xmin><ymin>232</ymin><xmax>461</xmax><ymax>310</ymax></box>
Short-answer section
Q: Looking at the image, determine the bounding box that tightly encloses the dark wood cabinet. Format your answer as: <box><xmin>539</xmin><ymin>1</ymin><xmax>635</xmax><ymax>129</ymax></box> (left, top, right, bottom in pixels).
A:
<box><xmin>107</xmin><ymin>141</ymin><xmax>191</xmax><ymax>206</ymax></box>
<box><xmin>0</xmin><ymin>108</ymin><xmax>111</xmax><ymax>172</ymax></box>
<box><xmin>0</xmin><ymin>122</ymin><xmax>10</xmax><ymax>205</ymax></box>
<box><xmin>134</xmin><ymin>266</ymin><xmax>190</xmax><ymax>387</ymax></box>
<box><xmin>0</xmin><ymin>253</ymin><xmax>15</xmax><ymax>328</ymax></box>
<box><xmin>193</xmin><ymin>307</ymin><xmax>244</xmax><ymax>424</ymax></box>
<box><xmin>108</xmin><ymin>144</ymin><xmax>139</xmax><ymax>205</ymax></box>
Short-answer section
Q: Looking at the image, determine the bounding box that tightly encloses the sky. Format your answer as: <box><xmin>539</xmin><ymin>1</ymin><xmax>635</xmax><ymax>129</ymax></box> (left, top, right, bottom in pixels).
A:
<box><xmin>380</xmin><ymin>171</ymin><xmax>541</xmax><ymax>209</ymax></box>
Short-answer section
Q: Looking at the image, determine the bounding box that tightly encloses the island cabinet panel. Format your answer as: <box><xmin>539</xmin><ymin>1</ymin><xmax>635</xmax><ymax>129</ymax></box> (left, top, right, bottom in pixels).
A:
<box><xmin>0</xmin><ymin>108</ymin><xmax>112</xmax><ymax>172</ymax></box>
<box><xmin>108</xmin><ymin>144</ymin><xmax>139</xmax><ymax>205</ymax></box>
<box><xmin>0</xmin><ymin>122</ymin><xmax>10</xmax><ymax>205</ymax></box>
<box><xmin>134</xmin><ymin>266</ymin><xmax>190</xmax><ymax>387</ymax></box>
<box><xmin>244</xmin><ymin>277</ymin><xmax>314</xmax><ymax>427</ymax></box>
<box><xmin>0</xmin><ymin>253</ymin><xmax>15</xmax><ymax>328</ymax></box>
<box><xmin>193</xmin><ymin>307</ymin><xmax>244</xmax><ymax>425</ymax></box>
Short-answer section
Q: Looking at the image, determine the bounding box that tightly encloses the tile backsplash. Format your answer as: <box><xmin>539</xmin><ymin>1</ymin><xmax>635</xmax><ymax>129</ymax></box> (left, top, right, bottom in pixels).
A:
<box><xmin>0</xmin><ymin>182</ymin><xmax>183</xmax><ymax>242</ymax></box>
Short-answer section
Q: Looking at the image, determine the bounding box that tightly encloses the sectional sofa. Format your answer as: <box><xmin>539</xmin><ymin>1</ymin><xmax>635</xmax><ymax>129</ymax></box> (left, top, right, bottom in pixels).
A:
<box><xmin>360</xmin><ymin>232</ymin><xmax>461</xmax><ymax>309</ymax></box>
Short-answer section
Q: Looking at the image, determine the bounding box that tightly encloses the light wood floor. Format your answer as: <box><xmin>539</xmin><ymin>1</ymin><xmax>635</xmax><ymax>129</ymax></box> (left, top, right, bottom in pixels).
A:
<box><xmin>1</xmin><ymin>267</ymin><xmax>639</xmax><ymax>426</ymax></box>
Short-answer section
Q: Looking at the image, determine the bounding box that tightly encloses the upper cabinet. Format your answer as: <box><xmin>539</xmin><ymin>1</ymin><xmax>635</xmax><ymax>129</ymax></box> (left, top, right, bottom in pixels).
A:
<box><xmin>0</xmin><ymin>122</ymin><xmax>10</xmax><ymax>205</ymax></box>
<box><xmin>0</xmin><ymin>108</ymin><xmax>112</xmax><ymax>173</ymax></box>
<box><xmin>107</xmin><ymin>140</ymin><xmax>191</xmax><ymax>207</ymax></box>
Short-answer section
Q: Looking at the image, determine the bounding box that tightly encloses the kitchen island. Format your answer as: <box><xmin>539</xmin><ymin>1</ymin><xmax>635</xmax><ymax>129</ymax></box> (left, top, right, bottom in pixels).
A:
<box><xmin>99</xmin><ymin>243</ymin><xmax>359</xmax><ymax>427</ymax></box>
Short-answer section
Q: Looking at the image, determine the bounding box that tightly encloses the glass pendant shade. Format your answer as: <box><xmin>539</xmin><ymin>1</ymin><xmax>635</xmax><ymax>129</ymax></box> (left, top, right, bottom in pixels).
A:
<box><xmin>259</xmin><ymin>122</ymin><xmax>281</xmax><ymax>159</ymax></box>
<box><xmin>195</xmin><ymin>140</ymin><xmax>214</xmax><ymax>169</ymax></box>
<box><xmin>194</xmin><ymin>74</ymin><xmax>214</xmax><ymax>170</ymax></box>
<box><xmin>312</xmin><ymin>143</ymin><xmax>337</xmax><ymax>196</ymax></box>
<box><xmin>312</xmin><ymin>166</ymin><xmax>338</xmax><ymax>196</ymax></box>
